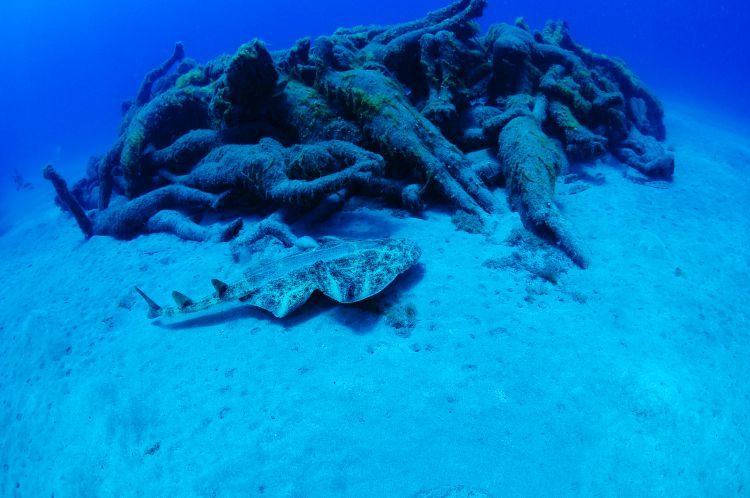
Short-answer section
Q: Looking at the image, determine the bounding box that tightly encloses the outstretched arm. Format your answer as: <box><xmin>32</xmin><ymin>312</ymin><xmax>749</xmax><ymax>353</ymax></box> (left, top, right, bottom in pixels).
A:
<box><xmin>43</xmin><ymin>164</ymin><xmax>94</xmax><ymax>238</ymax></box>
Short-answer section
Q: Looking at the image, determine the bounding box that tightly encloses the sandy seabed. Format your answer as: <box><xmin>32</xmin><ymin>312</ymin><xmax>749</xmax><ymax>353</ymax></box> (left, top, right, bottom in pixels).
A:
<box><xmin>1</xmin><ymin>104</ymin><xmax>748</xmax><ymax>497</ymax></box>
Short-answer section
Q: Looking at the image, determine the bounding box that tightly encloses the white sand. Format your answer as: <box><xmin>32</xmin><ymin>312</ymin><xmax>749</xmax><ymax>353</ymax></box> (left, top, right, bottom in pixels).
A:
<box><xmin>1</xmin><ymin>104</ymin><xmax>748</xmax><ymax>497</ymax></box>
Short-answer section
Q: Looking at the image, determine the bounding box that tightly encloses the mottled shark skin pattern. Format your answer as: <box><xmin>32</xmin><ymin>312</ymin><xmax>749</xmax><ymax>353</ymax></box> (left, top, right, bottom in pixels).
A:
<box><xmin>135</xmin><ymin>238</ymin><xmax>421</xmax><ymax>319</ymax></box>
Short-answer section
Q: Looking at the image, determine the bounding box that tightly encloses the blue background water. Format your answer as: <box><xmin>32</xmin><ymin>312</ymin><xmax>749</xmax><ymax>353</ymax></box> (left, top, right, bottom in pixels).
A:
<box><xmin>1</xmin><ymin>0</ymin><xmax>748</xmax><ymax>191</ymax></box>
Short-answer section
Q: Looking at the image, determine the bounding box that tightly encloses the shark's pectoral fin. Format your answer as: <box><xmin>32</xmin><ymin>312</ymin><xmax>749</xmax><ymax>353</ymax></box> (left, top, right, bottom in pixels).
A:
<box><xmin>135</xmin><ymin>287</ymin><xmax>163</xmax><ymax>319</ymax></box>
<box><xmin>171</xmin><ymin>291</ymin><xmax>194</xmax><ymax>309</ymax></box>
<box><xmin>211</xmin><ymin>278</ymin><xmax>229</xmax><ymax>298</ymax></box>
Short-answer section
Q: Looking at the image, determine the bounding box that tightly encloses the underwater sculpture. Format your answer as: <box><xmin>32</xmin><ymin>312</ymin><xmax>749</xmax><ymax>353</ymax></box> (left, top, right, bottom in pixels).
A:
<box><xmin>135</xmin><ymin>238</ymin><xmax>421</xmax><ymax>319</ymax></box>
<box><xmin>45</xmin><ymin>0</ymin><xmax>673</xmax><ymax>269</ymax></box>
<box><xmin>44</xmin><ymin>164</ymin><xmax>243</xmax><ymax>242</ymax></box>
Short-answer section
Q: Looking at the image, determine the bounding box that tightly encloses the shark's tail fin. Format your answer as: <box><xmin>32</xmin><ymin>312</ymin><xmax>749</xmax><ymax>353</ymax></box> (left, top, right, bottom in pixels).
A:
<box><xmin>135</xmin><ymin>287</ymin><xmax>163</xmax><ymax>319</ymax></box>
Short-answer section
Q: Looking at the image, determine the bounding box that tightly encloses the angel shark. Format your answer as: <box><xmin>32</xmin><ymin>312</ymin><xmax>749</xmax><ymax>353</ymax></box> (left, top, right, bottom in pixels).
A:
<box><xmin>135</xmin><ymin>238</ymin><xmax>421</xmax><ymax>319</ymax></box>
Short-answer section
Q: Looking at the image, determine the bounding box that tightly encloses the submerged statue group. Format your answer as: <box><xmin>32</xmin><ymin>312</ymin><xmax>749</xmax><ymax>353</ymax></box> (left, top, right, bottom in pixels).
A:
<box><xmin>45</xmin><ymin>0</ymin><xmax>674</xmax><ymax>317</ymax></box>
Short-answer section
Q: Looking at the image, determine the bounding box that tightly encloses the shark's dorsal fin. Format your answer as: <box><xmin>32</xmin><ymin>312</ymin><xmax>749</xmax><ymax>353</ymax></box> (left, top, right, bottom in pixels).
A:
<box><xmin>171</xmin><ymin>291</ymin><xmax>194</xmax><ymax>309</ymax></box>
<box><xmin>135</xmin><ymin>287</ymin><xmax>163</xmax><ymax>319</ymax></box>
<box><xmin>211</xmin><ymin>278</ymin><xmax>229</xmax><ymax>298</ymax></box>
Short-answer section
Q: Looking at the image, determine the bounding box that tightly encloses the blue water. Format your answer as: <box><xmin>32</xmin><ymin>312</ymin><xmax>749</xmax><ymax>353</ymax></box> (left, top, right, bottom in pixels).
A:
<box><xmin>1</xmin><ymin>0</ymin><xmax>748</xmax><ymax>186</ymax></box>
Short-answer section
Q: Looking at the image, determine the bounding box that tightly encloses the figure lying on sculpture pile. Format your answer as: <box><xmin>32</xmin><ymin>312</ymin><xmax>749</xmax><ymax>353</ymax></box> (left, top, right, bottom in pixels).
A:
<box><xmin>45</xmin><ymin>0</ymin><xmax>674</xmax><ymax>268</ymax></box>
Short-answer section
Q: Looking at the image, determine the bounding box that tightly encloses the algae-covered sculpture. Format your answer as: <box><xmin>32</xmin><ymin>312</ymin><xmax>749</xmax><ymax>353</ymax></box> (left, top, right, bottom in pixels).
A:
<box><xmin>136</xmin><ymin>238</ymin><xmax>421</xmax><ymax>319</ymax></box>
<box><xmin>45</xmin><ymin>0</ymin><xmax>674</xmax><ymax>269</ymax></box>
